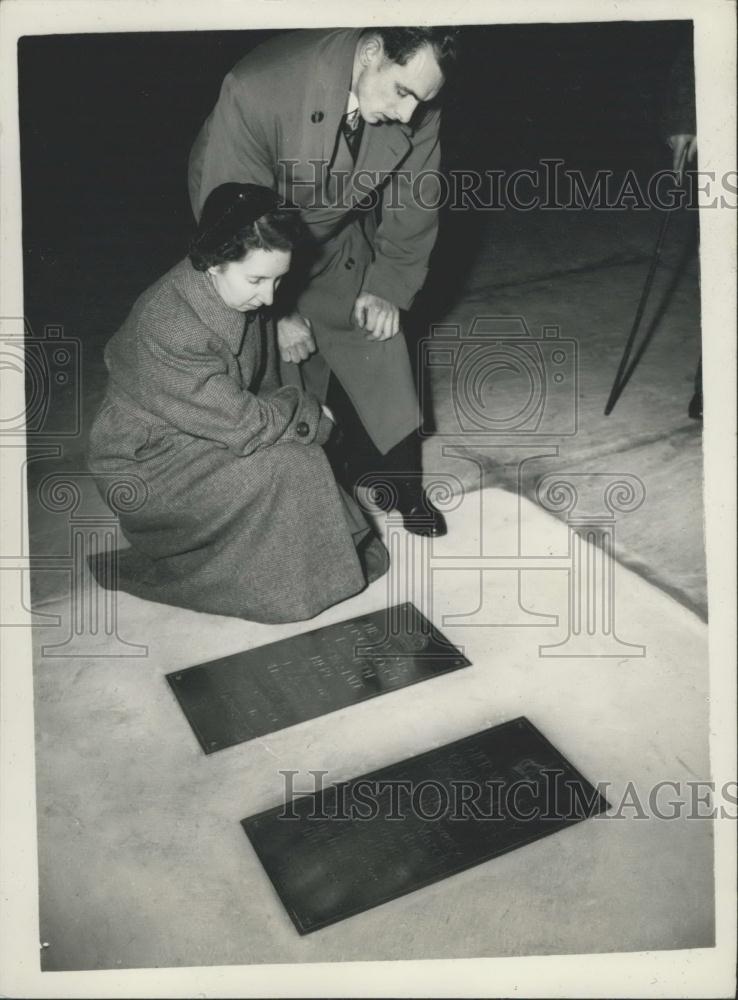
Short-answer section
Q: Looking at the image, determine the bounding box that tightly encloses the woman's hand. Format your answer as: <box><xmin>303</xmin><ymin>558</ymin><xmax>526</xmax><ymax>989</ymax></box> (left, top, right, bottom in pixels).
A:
<box><xmin>353</xmin><ymin>292</ymin><xmax>400</xmax><ymax>342</ymax></box>
<box><xmin>277</xmin><ymin>313</ymin><xmax>317</xmax><ymax>364</ymax></box>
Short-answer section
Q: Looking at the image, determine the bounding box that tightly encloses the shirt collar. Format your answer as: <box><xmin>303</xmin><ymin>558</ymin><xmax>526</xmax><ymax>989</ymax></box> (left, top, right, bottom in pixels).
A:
<box><xmin>345</xmin><ymin>89</ymin><xmax>416</xmax><ymax>136</ymax></box>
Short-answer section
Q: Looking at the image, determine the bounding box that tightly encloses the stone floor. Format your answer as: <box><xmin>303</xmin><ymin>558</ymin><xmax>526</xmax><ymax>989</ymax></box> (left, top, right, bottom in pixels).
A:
<box><xmin>33</xmin><ymin>489</ymin><xmax>712</xmax><ymax>971</ymax></box>
<box><xmin>24</xmin><ymin>203</ymin><xmax>712</xmax><ymax>972</ymax></box>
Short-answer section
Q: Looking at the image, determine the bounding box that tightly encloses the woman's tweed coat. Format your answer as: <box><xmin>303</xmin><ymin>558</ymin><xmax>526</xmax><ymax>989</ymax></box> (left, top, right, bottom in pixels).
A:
<box><xmin>87</xmin><ymin>258</ymin><xmax>382</xmax><ymax>623</ymax></box>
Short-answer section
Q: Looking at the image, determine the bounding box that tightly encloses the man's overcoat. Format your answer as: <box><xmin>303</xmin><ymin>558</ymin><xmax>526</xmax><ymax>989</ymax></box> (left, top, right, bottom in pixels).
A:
<box><xmin>87</xmin><ymin>259</ymin><xmax>380</xmax><ymax>623</ymax></box>
<box><xmin>188</xmin><ymin>28</ymin><xmax>443</xmax><ymax>454</ymax></box>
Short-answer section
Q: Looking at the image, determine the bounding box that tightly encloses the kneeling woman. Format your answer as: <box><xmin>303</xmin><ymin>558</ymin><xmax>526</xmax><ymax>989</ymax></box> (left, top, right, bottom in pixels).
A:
<box><xmin>88</xmin><ymin>183</ymin><xmax>387</xmax><ymax>623</ymax></box>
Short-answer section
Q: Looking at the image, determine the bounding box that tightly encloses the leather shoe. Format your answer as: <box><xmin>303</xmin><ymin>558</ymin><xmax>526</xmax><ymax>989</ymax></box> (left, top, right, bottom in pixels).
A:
<box><xmin>399</xmin><ymin>498</ymin><xmax>448</xmax><ymax>537</ymax></box>
<box><xmin>362</xmin><ymin>476</ymin><xmax>448</xmax><ymax>536</ymax></box>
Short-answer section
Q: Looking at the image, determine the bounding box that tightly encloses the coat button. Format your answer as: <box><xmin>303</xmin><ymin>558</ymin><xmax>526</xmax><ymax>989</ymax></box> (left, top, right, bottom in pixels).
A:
<box><xmin>296</xmin><ymin>421</ymin><xmax>309</xmax><ymax>437</ymax></box>
<box><xmin>344</xmin><ymin>257</ymin><xmax>355</xmax><ymax>270</ymax></box>
<box><xmin>310</xmin><ymin>111</ymin><xmax>324</xmax><ymax>123</ymax></box>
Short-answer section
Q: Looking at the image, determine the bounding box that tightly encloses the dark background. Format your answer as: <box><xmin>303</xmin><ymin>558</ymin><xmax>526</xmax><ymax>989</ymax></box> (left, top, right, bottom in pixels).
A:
<box><xmin>17</xmin><ymin>21</ymin><xmax>692</xmax><ymax>434</ymax></box>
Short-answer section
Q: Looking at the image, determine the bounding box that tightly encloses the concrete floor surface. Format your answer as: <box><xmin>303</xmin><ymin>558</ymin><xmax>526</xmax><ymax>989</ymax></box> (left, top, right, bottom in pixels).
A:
<box><xmin>34</xmin><ymin>489</ymin><xmax>712</xmax><ymax>971</ymax></box>
<box><xmin>422</xmin><ymin>207</ymin><xmax>705</xmax><ymax>618</ymax></box>
<box><xmin>25</xmin><ymin>199</ymin><xmax>710</xmax><ymax>973</ymax></box>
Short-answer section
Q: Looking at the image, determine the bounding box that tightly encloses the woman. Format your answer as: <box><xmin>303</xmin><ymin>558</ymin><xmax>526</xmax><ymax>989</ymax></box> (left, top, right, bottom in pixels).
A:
<box><xmin>87</xmin><ymin>183</ymin><xmax>388</xmax><ymax>623</ymax></box>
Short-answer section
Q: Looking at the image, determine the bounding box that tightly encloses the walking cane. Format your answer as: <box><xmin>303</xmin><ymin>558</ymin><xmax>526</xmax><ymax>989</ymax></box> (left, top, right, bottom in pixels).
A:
<box><xmin>604</xmin><ymin>145</ymin><xmax>688</xmax><ymax>416</ymax></box>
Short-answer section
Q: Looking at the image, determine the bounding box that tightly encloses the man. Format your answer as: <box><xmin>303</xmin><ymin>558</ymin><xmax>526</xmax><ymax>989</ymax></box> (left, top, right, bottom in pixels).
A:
<box><xmin>188</xmin><ymin>27</ymin><xmax>458</xmax><ymax>536</ymax></box>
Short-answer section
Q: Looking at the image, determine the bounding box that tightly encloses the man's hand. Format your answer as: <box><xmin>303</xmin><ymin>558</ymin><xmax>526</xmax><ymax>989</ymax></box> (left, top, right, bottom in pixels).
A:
<box><xmin>353</xmin><ymin>292</ymin><xmax>400</xmax><ymax>342</ymax></box>
<box><xmin>668</xmin><ymin>133</ymin><xmax>697</xmax><ymax>177</ymax></box>
<box><xmin>277</xmin><ymin>313</ymin><xmax>317</xmax><ymax>364</ymax></box>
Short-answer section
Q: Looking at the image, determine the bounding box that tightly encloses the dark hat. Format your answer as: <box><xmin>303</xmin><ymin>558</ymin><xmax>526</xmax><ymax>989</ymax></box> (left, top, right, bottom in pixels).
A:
<box><xmin>194</xmin><ymin>183</ymin><xmax>282</xmax><ymax>254</ymax></box>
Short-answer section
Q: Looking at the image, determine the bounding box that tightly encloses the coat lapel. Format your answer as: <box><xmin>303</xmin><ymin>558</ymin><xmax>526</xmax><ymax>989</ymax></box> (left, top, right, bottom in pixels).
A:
<box><xmin>302</xmin><ymin>30</ymin><xmax>413</xmax><ymax>211</ymax></box>
<box><xmin>351</xmin><ymin>123</ymin><xmax>412</xmax><ymax>201</ymax></box>
<box><xmin>304</xmin><ymin>29</ymin><xmax>360</xmax><ymax>170</ymax></box>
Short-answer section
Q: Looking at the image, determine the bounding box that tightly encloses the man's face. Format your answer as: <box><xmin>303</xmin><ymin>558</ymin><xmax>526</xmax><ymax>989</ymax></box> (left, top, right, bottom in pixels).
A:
<box><xmin>355</xmin><ymin>40</ymin><xmax>444</xmax><ymax>126</ymax></box>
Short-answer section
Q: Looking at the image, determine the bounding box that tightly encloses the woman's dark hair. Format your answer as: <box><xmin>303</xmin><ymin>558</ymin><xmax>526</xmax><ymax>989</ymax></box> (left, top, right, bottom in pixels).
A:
<box><xmin>365</xmin><ymin>27</ymin><xmax>460</xmax><ymax>77</ymax></box>
<box><xmin>189</xmin><ymin>182</ymin><xmax>306</xmax><ymax>271</ymax></box>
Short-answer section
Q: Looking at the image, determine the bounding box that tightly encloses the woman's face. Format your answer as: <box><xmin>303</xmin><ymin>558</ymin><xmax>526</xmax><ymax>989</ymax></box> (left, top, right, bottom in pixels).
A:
<box><xmin>208</xmin><ymin>248</ymin><xmax>291</xmax><ymax>312</ymax></box>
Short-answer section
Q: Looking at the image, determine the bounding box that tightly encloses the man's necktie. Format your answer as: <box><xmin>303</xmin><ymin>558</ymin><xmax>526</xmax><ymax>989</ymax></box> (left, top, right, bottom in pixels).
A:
<box><xmin>341</xmin><ymin>109</ymin><xmax>365</xmax><ymax>163</ymax></box>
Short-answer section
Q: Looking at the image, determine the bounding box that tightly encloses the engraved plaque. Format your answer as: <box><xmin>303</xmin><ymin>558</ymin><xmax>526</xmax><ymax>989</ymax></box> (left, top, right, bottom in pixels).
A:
<box><xmin>242</xmin><ymin>717</ymin><xmax>609</xmax><ymax>934</ymax></box>
<box><xmin>166</xmin><ymin>603</ymin><xmax>470</xmax><ymax>753</ymax></box>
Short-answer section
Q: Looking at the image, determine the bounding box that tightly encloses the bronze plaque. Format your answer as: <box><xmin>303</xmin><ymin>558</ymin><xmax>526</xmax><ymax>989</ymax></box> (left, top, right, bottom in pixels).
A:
<box><xmin>242</xmin><ymin>717</ymin><xmax>609</xmax><ymax>934</ymax></box>
<box><xmin>166</xmin><ymin>603</ymin><xmax>470</xmax><ymax>753</ymax></box>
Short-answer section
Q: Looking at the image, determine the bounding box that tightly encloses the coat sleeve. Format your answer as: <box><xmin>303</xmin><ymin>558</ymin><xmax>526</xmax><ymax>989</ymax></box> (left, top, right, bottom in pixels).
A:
<box><xmin>134</xmin><ymin>308</ymin><xmax>330</xmax><ymax>455</ymax></box>
<box><xmin>361</xmin><ymin>107</ymin><xmax>442</xmax><ymax>311</ymax></box>
<box><xmin>189</xmin><ymin>70</ymin><xmax>276</xmax><ymax>220</ymax></box>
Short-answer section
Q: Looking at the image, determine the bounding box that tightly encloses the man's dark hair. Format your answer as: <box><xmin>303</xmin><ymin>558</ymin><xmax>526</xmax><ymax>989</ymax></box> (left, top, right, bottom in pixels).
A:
<box><xmin>367</xmin><ymin>27</ymin><xmax>460</xmax><ymax>76</ymax></box>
